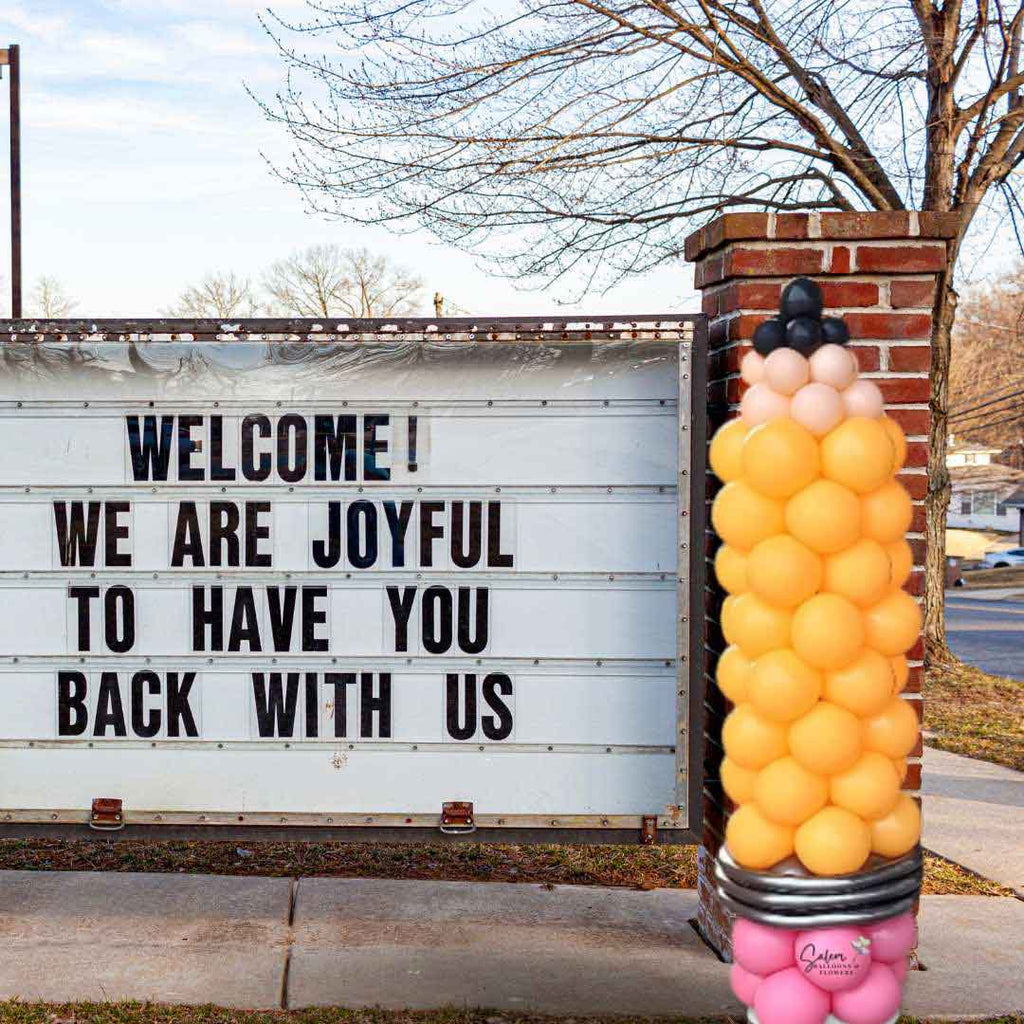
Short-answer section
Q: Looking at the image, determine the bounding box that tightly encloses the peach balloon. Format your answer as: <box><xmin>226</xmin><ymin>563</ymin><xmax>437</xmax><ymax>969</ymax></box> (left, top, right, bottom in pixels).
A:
<box><xmin>862</xmin><ymin>481</ymin><xmax>914</xmax><ymax>544</ymax></box>
<box><xmin>862</xmin><ymin>697</ymin><xmax>919</xmax><ymax>760</ymax></box>
<box><xmin>809</xmin><ymin>343</ymin><xmax>858</xmax><ymax>389</ymax></box>
<box><xmin>722</xmin><ymin>703</ymin><xmax>790</xmax><ymax>770</ymax></box>
<box><xmin>727</xmin><ymin>803</ymin><xmax>796</xmax><ymax>870</ymax></box>
<box><xmin>889</xmin><ymin>654</ymin><xmax>910</xmax><ymax>694</ymax></box>
<box><xmin>747</xmin><ymin>535</ymin><xmax>823</xmax><ymax>609</ymax></box>
<box><xmin>870</xmin><ymin>793</ymin><xmax>921</xmax><ymax>858</ymax></box>
<box><xmin>740</xmin><ymin>349</ymin><xmax>766</xmax><ymax>385</ymax></box>
<box><xmin>754</xmin><ymin>756</ymin><xmax>828</xmax><ymax>826</ymax></box>
<box><xmin>821</xmin><ymin>417</ymin><xmax>894</xmax><ymax>494</ymax></box>
<box><xmin>842</xmin><ymin>378</ymin><xmax>885</xmax><ymax>419</ymax></box>
<box><xmin>823</xmin><ymin>538</ymin><xmax>892</xmax><ymax>608</ymax></box>
<box><xmin>748</xmin><ymin>648</ymin><xmax>823</xmax><ymax>723</ymax></box>
<box><xmin>726</xmin><ymin>592</ymin><xmax>794</xmax><ymax>659</ymax></box>
<box><xmin>824</xmin><ymin>649</ymin><xmax>896</xmax><ymax>718</ymax></box>
<box><xmin>721</xmin><ymin>757</ymin><xmax>758</xmax><ymax>805</ymax></box>
<box><xmin>715</xmin><ymin>544</ymin><xmax>749</xmax><ymax>595</ymax></box>
<box><xmin>716</xmin><ymin>645</ymin><xmax>753</xmax><ymax>704</ymax></box>
<box><xmin>830</xmin><ymin>751</ymin><xmax>902</xmax><ymax>821</ymax></box>
<box><xmin>789</xmin><ymin>702</ymin><xmax>863</xmax><ymax>775</ymax></box>
<box><xmin>741</xmin><ymin>418</ymin><xmax>821</xmax><ymax>499</ymax></box>
<box><xmin>791</xmin><ymin>593</ymin><xmax>865</xmax><ymax>671</ymax></box>
<box><xmin>886</xmin><ymin>539</ymin><xmax>914</xmax><ymax>589</ymax></box>
<box><xmin>786</xmin><ymin>480</ymin><xmax>862</xmax><ymax>555</ymax></box>
<box><xmin>880</xmin><ymin>415</ymin><xmax>908</xmax><ymax>470</ymax></box>
<box><xmin>794</xmin><ymin>806</ymin><xmax>872</xmax><ymax>876</ymax></box>
<box><xmin>863</xmin><ymin>589</ymin><xmax>922</xmax><ymax>656</ymax></box>
<box><xmin>712</xmin><ymin>481</ymin><xmax>786</xmax><ymax>551</ymax></box>
<box><xmin>741</xmin><ymin>382</ymin><xmax>791</xmax><ymax>426</ymax></box>
<box><xmin>764</xmin><ymin>348</ymin><xmax>810</xmax><ymax>395</ymax></box>
<box><xmin>709</xmin><ymin>418</ymin><xmax>748</xmax><ymax>482</ymax></box>
<box><xmin>790</xmin><ymin>382</ymin><xmax>844</xmax><ymax>437</ymax></box>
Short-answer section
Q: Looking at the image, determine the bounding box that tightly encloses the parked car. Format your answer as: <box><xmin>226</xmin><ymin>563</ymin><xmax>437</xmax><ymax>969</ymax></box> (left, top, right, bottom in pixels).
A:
<box><xmin>981</xmin><ymin>548</ymin><xmax>1024</xmax><ymax>568</ymax></box>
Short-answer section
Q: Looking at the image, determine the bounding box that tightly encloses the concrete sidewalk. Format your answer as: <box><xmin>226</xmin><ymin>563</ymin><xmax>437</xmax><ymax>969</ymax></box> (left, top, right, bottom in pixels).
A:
<box><xmin>922</xmin><ymin>745</ymin><xmax>1024</xmax><ymax>894</ymax></box>
<box><xmin>0</xmin><ymin>870</ymin><xmax>1022</xmax><ymax>1019</ymax></box>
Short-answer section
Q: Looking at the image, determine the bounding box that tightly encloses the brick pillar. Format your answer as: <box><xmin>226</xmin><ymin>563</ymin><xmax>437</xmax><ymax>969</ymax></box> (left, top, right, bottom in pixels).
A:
<box><xmin>685</xmin><ymin>210</ymin><xmax>959</xmax><ymax>958</ymax></box>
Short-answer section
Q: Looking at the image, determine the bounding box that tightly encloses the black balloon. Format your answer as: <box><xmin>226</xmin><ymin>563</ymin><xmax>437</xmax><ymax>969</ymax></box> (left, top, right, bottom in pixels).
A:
<box><xmin>780</xmin><ymin>278</ymin><xmax>824</xmax><ymax>322</ymax></box>
<box><xmin>752</xmin><ymin>318</ymin><xmax>787</xmax><ymax>355</ymax></box>
<box><xmin>786</xmin><ymin>316</ymin><xmax>822</xmax><ymax>354</ymax></box>
<box><xmin>821</xmin><ymin>316</ymin><xmax>851</xmax><ymax>345</ymax></box>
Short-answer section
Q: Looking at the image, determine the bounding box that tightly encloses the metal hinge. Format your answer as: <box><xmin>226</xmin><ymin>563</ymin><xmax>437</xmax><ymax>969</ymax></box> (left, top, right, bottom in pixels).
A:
<box><xmin>90</xmin><ymin>797</ymin><xmax>124</xmax><ymax>831</ymax></box>
<box><xmin>439</xmin><ymin>801</ymin><xmax>475</xmax><ymax>835</ymax></box>
<box><xmin>641</xmin><ymin>815</ymin><xmax>658</xmax><ymax>846</ymax></box>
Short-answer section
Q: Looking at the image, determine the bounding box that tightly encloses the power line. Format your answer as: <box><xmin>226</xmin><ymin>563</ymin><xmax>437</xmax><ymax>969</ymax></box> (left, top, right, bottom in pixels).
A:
<box><xmin>957</xmin><ymin>411</ymin><xmax>1024</xmax><ymax>434</ymax></box>
<box><xmin>949</xmin><ymin>388</ymin><xmax>1024</xmax><ymax>424</ymax></box>
<box><xmin>949</xmin><ymin>382</ymin><xmax>1024</xmax><ymax>419</ymax></box>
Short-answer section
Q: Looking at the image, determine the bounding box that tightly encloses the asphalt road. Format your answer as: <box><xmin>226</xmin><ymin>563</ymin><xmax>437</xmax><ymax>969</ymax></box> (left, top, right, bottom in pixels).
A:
<box><xmin>945</xmin><ymin>595</ymin><xmax>1024</xmax><ymax>679</ymax></box>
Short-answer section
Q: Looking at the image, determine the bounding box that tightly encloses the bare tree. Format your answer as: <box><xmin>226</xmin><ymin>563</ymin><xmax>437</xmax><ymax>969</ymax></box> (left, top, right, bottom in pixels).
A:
<box><xmin>31</xmin><ymin>276</ymin><xmax>77</xmax><ymax>318</ymax></box>
<box><xmin>164</xmin><ymin>272</ymin><xmax>262</xmax><ymax>318</ymax></box>
<box><xmin>260</xmin><ymin>0</ymin><xmax>1024</xmax><ymax>662</ymax></box>
<box><xmin>264</xmin><ymin>245</ymin><xmax>423</xmax><ymax>317</ymax></box>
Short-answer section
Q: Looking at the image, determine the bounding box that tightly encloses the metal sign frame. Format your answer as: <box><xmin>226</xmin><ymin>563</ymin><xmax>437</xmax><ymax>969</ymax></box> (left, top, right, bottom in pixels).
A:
<box><xmin>0</xmin><ymin>314</ymin><xmax>708</xmax><ymax>845</ymax></box>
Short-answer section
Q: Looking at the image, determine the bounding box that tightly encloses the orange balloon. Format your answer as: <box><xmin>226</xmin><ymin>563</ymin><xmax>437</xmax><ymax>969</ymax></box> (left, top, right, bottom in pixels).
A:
<box><xmin>754</xmin><ymin>756</ymin><xmax>829</xmax><ymax>826</ymax></box>
<box><xmin>746</xmin><ymin>535</ymin><xmax>823</xmax><ymax>608</ymax></box>
<box><xmin>715</xmin><ymin>545</ymin><xmax>749</xmax><ymax>594</ymax></box>
<box><xmin>786</xmin><ymin>480</ymin><xmax>862</xmax><ymax>555</ymax></box>
<box><xmin>864</xmin><ymin>590</ymin><xmax>922</xmax><ymax>656</ymax></box>
<box><xmin>724</xmin><ymin>593</ymin><xmax>793</xmax><ymax>659</ymax></box>
<box><xmin>717</xmin><ymin>646</ymin><xmax>753</xmax><ymax>704</ymax></box>
<box><xmin>861</xmin><ymin>481</ymin><xmax>913</xmax><ymax>544</ymax></box>
<box><xmin>795</xmin><ymin>807</ymin><xmax>872</xmax><ymax>876</ymax></box>
<box><xmin>748</xmin><ymin>649</ymin><xmax>823</xmax><ymax>723</ymax></box>
<box><xmin>824</xmin><ymin>649</ymin><xmax>895</xmax><ymax>718</ymax></box>
<box><xmin>727</xmin><ymin>804</ymin><xmax>795</xmax><ymax>871</ymax></box>
<box><xmin>791</xmin><ymin>593</ymin><xmax>865</xmax><ymax>670</ymax></box>
<box><xmin>721</xmin><ymin>757</ymin><xmax>758</xmax><ymax>805</ymax></box>
<box><xmin>830</xmin><ymin>752</ymin><xmax>902</xmax><ymax>820</ymax></box>
<box><xmin>712</xmin><ymin>481</ymin><xmax>786</xmax><ymax>551</ymax></box>
<box><xmin>890</xmin><ymin>654</ymin><xmax>910</xmax><ymax>694</ymax></box>
<box><xmin>722</xmin><ymin>704</ymin><xmax>790</xmax><ymax>771</ymax></box>
<box><xmin>821</xmin><ymin>417</ymin><xmax>894</xmax><ymax>494</ymax></box>
<box><xmin>823</xmin><ymin>538</ymin><xmax>891</xmax><ymax>607</ymax></box>
<box><xmin>709</xmin><ymin>417</ymin><xmax>748</xmax><ymax>482</ymax></box>
<box><xmin>892</xmin><ymin>757</ymin><xmax>909</xmax><ymax>783</ymax></box>
<box><xmin>886</xmin><ymin>539</ymin><xmax>914</xmax><ymax>589</ymax></box>
<box><xmin>880</xmin><ymin>415</ymin><xmax>907</xmax><ymax>471</ymax></box>
<box><xmin>741</xmin><ymin>419</ymin><xmax>821</xmax><ymax>499</ymax></box>
<box><xmin>789</xmin><ymin>701</ymin><xmax>863</xmax><ymax>775</ymax></box>
<box><xmin>870</xmin><ymin>793</ymin><xmax>921</xmax><ymax>858</ymax></box>
<box><xmin>863</xmin><ymin>697</ymin><xmax>919</xmax><ymax>759</ymax></box>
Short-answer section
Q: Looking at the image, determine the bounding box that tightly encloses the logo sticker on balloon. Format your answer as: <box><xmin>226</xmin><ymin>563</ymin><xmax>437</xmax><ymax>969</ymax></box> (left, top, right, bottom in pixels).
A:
<box><xmin>797</xmin><ymin>929</ymin><xmax>872</xmax><ymax>992</ymax></box>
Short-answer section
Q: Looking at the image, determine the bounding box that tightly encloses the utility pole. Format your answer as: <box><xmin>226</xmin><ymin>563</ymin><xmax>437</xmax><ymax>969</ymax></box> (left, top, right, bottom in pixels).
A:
<box><xmin>1</xmin><ymin>45</ymin><xmax>20</xmax><ymax>318</ymax></box>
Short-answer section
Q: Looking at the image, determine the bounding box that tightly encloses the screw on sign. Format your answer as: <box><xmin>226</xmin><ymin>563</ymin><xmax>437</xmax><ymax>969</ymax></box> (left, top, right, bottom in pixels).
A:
<box><xmin>708</xmin><ymin>278</ymin><xmax>921</xmax><ymax>1024</ymax></box>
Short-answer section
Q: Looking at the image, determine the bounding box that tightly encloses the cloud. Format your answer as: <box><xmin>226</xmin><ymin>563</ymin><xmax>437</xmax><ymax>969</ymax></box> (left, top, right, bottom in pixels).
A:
<box><xmin>31</xmin><ymin>92</ymin><xmax>223</xmax><ymax>135</ymax></box>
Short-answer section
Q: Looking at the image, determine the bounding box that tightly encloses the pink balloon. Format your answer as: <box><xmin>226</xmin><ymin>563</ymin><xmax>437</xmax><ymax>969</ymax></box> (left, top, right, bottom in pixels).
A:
<box><xmin>730</xmin><ymin>962</ymin><xmax>764</xmax><ymax>1006</ymax></box>
<box><xmin>754</xmin><ymin>966</ymin><xmax>831</xmax><ymax>1024</ymax></box>
<box><xmin>765</xmin><ymin>348</ymin><xmax>811</xmax><ymax>395</ymax></box>
<box><xmin>741</xmin><ymin>383</ymin><xmax>791</xmax><ymax>426</ymax></box>
<box><xmin>810</xmin><ymin>344</ymin><xmax>858</xmax><ymax>390</ymax></box>
<box><xmin>842</xmin><ymin>379</ymin><xmax>885</xmax><ymax>419</ymax></box>
<box><xmin>888</xmin><ymin>956</ymin><xmax>909</xmax><ymax>983</ymax></box>
<box><xmin>795</xmin><ymin>927</ymin><xmax>872</xmax><ymax>993</ymax></box>
<box><xmin>741</xmin><ymin>350</ymin><xmax>766</xmax><ymax>386</ymax></box>
<box><xmin>831</xmin><ymin>963</ymin><xmax>902</xmax><ymax>1024</ymax></box>
<box><xmin>867</xmin><ymin>912</ymin><xmax>917</xmax><ymax>962</ymax></box>
<box><xmin>790</xmin><ymin>382</ymin><xmax>844</xmax><ymax>437</ymax></box>
<box><xmin>732</xmin><ymin>919</ymin><xmax>796</xmax><ymax>976</ymax></box>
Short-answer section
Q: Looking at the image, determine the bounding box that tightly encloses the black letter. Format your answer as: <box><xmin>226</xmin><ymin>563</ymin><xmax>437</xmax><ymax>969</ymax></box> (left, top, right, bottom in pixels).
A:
<box><xmin>382</xmin><ymin>501</ymin><xmax>413</xmax><ymax>567</ymax></box>
<box><xmin>167</xmin><ymin>672</ymin><xmax>199</xmax><ymax>737</ymax></box>
<box><xmin>53</xmin><ymin>502</ymin><xmax>101</xmax><ymax>567</ymax></box>
<box><xmin>177</xmin><ymin>414</ymin><xmax>204</xmax><ymax>481</ymax></box>
<box><xmin>481</xmin><ymin>674</ymin><xmax>514</xmax><ymax>741</ymax></box>
<box><xmin>68</xmin><ymin>586</ymin><xmax>100</xmax><ymax>651</ymax></box>
<box><xmin>451</xmin><ymin>502</ymin><xmax>482</xmax><ymax>568</ymax></box>
<box><xmin>104</xmin><ymin>502</ymin><xmax>132</xmax><ymax>567</ymax></box>
<box><xmin>305</xmin><ymin>672</ymin><xmax>319</xmax><ymax>738</ymax></box>
<box><xmin>385</xmin><ymin>586</ymin><xmax>416</xmax><ymax>653</ymax></box>
<box><xmin>422</xmin><ymin>586</ymin><xmax>453</xmax><ymax>654</ymax></box>
<box><xmin>209</xmin><ymin>501</ymin><xmax>240</xmax><ymax>568</ymax></box>
<box><xmin>312</xmin><ymin>502</ymin><xmax>342</xmax><ymax>569</ymax></box>
<box><xmin>302</xmin><ymin>586</ymin><xmax>329</xmax><ymax>652</ymax></box>
<box><xmin>252</xmin><ymin>672</ymin><xmax>299</xmax><ymax>737</ymax></box>
<box><xmin>104</xmin><ymin>585</ymin><xmax>135</xmax><ymax>653</ymax></box>
<box><xmin>126</xmin><ymin>415</ymin><xmax>174</xmax><ymax>481</ymax></box>
<box><xmin>267</xmin><ymin>586</ymin><xmax>297</xmax><ymax>652</ymax></box>
<box><xmin>364</xmin><ymin>414</ymin><xmax>390</xmax><ymax>481</ymax></box>
<box><xmin>457</xmin><ymin>587</ymin><xmax>488</xmax><ymax>654</ymax></box>
<box><xmin>314</xmin><ymin>414</ymin><xmax>357</xmax><ymax>481</ymax></box>
<box><xmin>487</xmin><ymin>501</ymin><xmax>514</xmax><ymax>567</ymax></box>
<box><xmin>246</xmin><ymin>502</ymin><xmax>271</xmax><ymax>567</ymax></box>
<box><xmin>360</xmin><ymin>672</ymin><xmax>391</xmax><ymax>738</ymax></box>
<box><xmin>277</xmin><ymin>413</ymin><xmax>307</xmax><ymax>483</ymax></box>
<box><xmin>192</xmin><ymin>586</ymin><xmax>223</xmax><ymax>652</ymax></box>
<box><xmin>57</xmin><ymin>671</ymin><xmax>88</xmax><ymax>736</ymax></box>
<box><xmin>327</xmin><ymin>673</ymin><xmax>356</xmax><ymax>737</ymax></box>
<box><xmin>445</xmin><ymin>674</ymin><xmax>476</xmax><ymax>740</ymax></box>
<box><xmin>171</xmin><ymin>502</ymin><xmax>205</xmax><ymax>568</ymax></box>
<box><xmin>241</xmin><ymin>414</ymin><xmax>272</xmax><ymax>481</ymax></box>
<box><xmin>209</xmin><ymin>415</ymin><xmax>236</xmax><ymax>481</ymax></box>
<box><xmin>347</xmin><ymin>500</ymin><xmax>378</xmax><ymax>569</ymax></box>
<box><xmin>131</xmin><ymin>671</ymin><xmax>162</xmax><ymax>738</ymax></box>
<box><xmin>419</xmin><ymin>501</ymin><xmax>444</xmax><ymax>567</ymax></box>
<box><xmin>228</xmin><ymin>587</ymin><xmax>262</xmax><ymax>652</ymax></box>
<box><xmin>94</xmin><ymin>672</ymin><xmax>127</xmax><ymax>737</ymax></box>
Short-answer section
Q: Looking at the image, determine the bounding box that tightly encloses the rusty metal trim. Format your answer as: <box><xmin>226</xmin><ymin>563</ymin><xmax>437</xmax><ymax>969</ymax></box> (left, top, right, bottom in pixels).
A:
<box><xmin>439</xmin><ymin>801</ymin><xmax>475</xmax><ymax>835</ymax></box>
<box><xmin>89</xmin><ymin>797</ymin><xmax>124</xmax><ymax>831</ymax></box>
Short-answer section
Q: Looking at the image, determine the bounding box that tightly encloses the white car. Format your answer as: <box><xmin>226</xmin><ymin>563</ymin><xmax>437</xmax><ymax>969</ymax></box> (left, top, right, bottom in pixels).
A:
<box><xmin>981</xmin><ymin>548</ymin><xmax>1024</xmax><ymax>568</ymax></box>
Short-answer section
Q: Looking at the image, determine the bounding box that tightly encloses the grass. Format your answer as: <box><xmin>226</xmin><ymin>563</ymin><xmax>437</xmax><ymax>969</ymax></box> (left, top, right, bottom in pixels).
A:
<box><xmin>925</xmin><ymin>660</ymin><xmax>1024</xmax><ymax>771</ymax></box>
<box><xmin>0</xmin><ymin>1005</ymin><xmax>1018</xmax><ymax>1024</ymax></box>
<box><xmin>0</xmin><ymin>838</ymin><xmax>1011</xmax><ymax>897</ymax></box>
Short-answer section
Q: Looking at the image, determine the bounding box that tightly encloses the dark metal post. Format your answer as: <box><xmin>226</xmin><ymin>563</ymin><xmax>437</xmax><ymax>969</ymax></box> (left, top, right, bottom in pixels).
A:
<box><xmin>8</xmin><ymin>44</ymin><xmax>21</xmax><ymax>318</ymax></box>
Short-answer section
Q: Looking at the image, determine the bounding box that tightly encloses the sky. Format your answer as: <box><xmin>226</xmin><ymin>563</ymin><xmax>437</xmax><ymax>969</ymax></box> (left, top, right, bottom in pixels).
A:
<box><xmin>0</xmin><ymin>0</ymin><xmax>695</xmax><ymax>318</ymax></box>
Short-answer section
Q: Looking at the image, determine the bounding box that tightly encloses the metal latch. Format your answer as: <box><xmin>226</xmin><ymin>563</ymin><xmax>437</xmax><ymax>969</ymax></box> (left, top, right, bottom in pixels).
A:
<box><xmin>641</xmin><ymin>815</ymin><xmax>658</xmax><ymax>846</ymax></box>
<box><xmin>90</xmin><ymin>797</ymin><xmax>124</xmax><ymax>831</ymax></box>
<box><xmin>440</xmin><ymin>801</ymin><xmax>475</xmax><ymax>835</ymax></box>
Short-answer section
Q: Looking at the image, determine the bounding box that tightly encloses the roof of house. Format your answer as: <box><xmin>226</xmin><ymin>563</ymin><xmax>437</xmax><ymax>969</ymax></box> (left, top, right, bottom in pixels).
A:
<box><xmin>949</xmin><ymin>464</ymin><xmax>1024</xmax><ymax>497</ymax></box>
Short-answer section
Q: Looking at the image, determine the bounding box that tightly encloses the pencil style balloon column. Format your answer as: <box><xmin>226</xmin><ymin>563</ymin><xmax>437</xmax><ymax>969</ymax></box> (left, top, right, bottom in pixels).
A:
<box><xmin>708</xmin><ymin>278</ymin><xmax>922</xmax><ymax>1024</ymax></box>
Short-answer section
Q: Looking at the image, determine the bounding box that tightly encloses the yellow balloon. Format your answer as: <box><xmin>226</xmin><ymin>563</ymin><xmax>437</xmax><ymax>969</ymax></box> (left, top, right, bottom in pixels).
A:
<box><xmin>712</xmin><ymin>481</ymin><xmax>786</xmax><ymax>551</ymax></box>
<box><xmin>722</xmin><ymin>703</ymin><xmax>790</xmax><ymax>771</ymax></box>
<box><xmin>716</xmin><ymin>646</ymin><xmax>753</xmax><ymax>704</ymax></box>
<box><xmin>890</xmin><ymin>654</ymin><xmax>910</xmax><ymax>694</ymax></box>
<box><xmin>870</xmin><ymin>793</ymin><xmax>921</xmax><ymax>858</ymax></box>
<box><xmin>824</xmin><ymin>649</ymin><xmax>895</xmax><ymax>718</ymax></box>
<box><xmin>786</xmin><ymin>479</ymin><xmax>862</xmax><ymax>555</ymax></box>
<box><xmin>726</xmin><ymin>804</ymin><xmax>795</xmax><ymax>871</ymax></box>
<box><xmin>715</xmin><ymin>545</ymin><xmax>749</xmax><ymax>594</ymax></box>
<box><xmin>892</xmin><ymin>756</ymin><xmax>909</xmax><ymax>783</ymax></box>
<box><xmin>830</xmin><ymin>752</ymin><xmax>901</xmax><ymax>820</ymax></box>
<box><xmin>886</xmin><ymin>539</ymin><xmax>914</xmax><ymax>589</ymax></box>
<box><xmin>821</xmin><ymin>417</ymin><xmax>894</xmax><ymax>494</ymax></box>
<box><xmin>863</xmin><ymin>697</ymin><xmax>919</xmax><ymax>759</ymax></box>
<box><xmin>748</xmin><ymin>649</ymin><xmax>823</xmax><ymax>723</ymax></box>
<box><xmin>864</xmin><ymin>589</ymin><xmax>922</xmax><ymax>656</ymax></box>
<box><xmin>725</xmin><ymin>593</ymin><xmax>793</xmax><ymax>659</ymax></box>
<box><xmin>789</xmin><ymin>701</ymin><xmax>863</xmax><ymax>775</ymax></box>
<box><xmin>823</xmin><ymin>538</ymin><xmax>891</xmax><ymax>607</ymax></box>
<box><xmin>880</xmin><ymin>415</ymin><xmax>907</xmax><ymax>471</ymax></box>
<box><xmin>754</xmin><ymin>756</ymin><xmax>829</xmax><ymax>826</ymax></box>
<box><xmin>721</xmin><ymin>757</ymin><xmax>758</xmax><ymax>805</ymax></box>
<box><xmin>791</xmin><ymin>593</ymin><xmax>865</xmax><ymax>670</ymax></box>
<box><xmin>795</xmin><ymin>806</ymin><xmax>872</xmax><ymax>876</ymax></box>
<box><xmin>709</xmin><ymin>417</ymin><xmax>748</xmax><ymax>482</ymax></box>
<box><xmin>747</xmin><ymin>535</ymin><xmax>823</xmax><ymax>609</ymax></box>
<box><xmin>861</xmin><ymin>481</ymin><xmax>913</xmax><ymax>544</ymax></box>
<box><xmin>741</xmin><ymin>419</ymin><xmax>821</xmax><ymax>499</ymax></box>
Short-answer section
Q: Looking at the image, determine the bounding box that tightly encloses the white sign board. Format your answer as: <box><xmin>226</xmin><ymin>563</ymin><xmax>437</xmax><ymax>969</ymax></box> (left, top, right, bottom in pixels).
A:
<box><xmin>0</xmin><ymin>336</ymin><xmax>697</xmax><ymax>838</ymax></box>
